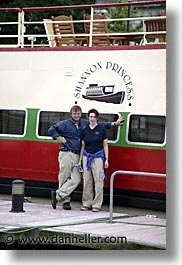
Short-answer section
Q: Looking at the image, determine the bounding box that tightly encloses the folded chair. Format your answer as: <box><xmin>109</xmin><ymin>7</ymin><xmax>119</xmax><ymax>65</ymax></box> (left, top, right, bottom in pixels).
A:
<box><xmin>51</xmin><ymin>15</ymin><xmax>76</xmax><ymax>46</ymax></box>
<box><xmin>43</xmin><ymin>19</ymin><xmax>56</xmax><ymax>47</ymax></box>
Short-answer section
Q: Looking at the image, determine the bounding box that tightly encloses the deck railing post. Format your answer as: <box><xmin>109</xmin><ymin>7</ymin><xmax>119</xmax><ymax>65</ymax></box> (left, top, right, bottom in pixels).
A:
<box><xmin>18</xmin><ymin>10</ymin><xmax>25</xmax><ymax>48</ymax></box>
<box><xmin>17</xmin><ymin>10</ymin><xmax>21</xmax><ymax>47</ymax></box>
<box><xmin>89</xmin><ymin>7</ymin><xmax>94</xmax><ymax>47</ymax></box>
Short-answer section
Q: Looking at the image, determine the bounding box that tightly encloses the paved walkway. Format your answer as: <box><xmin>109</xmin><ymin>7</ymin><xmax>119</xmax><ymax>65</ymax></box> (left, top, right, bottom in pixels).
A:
<box><xmin>0</xmin><ymin>199</ymin><xmax>166</xmax><ymax>250</ymax></box>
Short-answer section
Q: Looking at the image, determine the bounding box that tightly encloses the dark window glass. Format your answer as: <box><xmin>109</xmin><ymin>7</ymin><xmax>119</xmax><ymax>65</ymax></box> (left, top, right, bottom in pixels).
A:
<box><xmin>98</xmin><ymin>113</ymin><xmax>119</xmax><ymax>141</ymax></box>
<box><xmin>128</xmin><ymin>115</ymin><xmax>166</xmax><ymax>144</ymax></box>
<box><xmin>0</xmin><ymin>109</ymin><xmax>26</xmax><ymax>135</ymax></box>
<box><xmin>38</xmin><ymin>111</ymin><xmax>70</xmax><ymax>137</ymax></box>
<box><xmin>38</xmin><ymin>111</ymin><xmax>119</xmax><ymax>141</ymax></box>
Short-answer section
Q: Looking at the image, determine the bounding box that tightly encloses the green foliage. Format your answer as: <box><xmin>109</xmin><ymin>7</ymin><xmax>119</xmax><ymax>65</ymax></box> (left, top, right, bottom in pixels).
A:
<box><xmin>108</xmin><ymin>0</ymin><xmax>142</xmax><ymax>32</ymax></box>
<box><xmin>0</xmin><ymin>0</ymin><xmax>96</xmax><ymax>45</ymax></box>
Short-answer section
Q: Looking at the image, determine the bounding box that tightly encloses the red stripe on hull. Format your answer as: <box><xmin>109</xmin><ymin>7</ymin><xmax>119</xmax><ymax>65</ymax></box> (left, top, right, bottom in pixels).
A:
<box><xmin>0</xmin><ymin>139</ymin><xmax>59</xmax><ymax>182</ymax></box>
<box><xmin>105</xmin><ymin>146</ymin><xmax>166</xmax><ymax>193</ymax></box>
<box><xmin>0</xmin><ymin>139</ymin><xmax>166</xmax><ymax>193</ymax></box>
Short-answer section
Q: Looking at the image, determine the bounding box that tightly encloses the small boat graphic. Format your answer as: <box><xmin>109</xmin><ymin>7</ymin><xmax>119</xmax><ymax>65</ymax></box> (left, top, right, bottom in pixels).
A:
<box><xmin>82</xmin><ymin>84</ymin><xmax>125</xmax><ymax>104</ymax></box>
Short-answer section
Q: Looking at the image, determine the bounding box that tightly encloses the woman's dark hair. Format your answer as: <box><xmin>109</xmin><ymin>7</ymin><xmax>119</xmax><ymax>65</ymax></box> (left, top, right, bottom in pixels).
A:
<box><xmin>88</xmin><ymin>108</ymin><xmax>99</xmax><ymax>118</ymax></box>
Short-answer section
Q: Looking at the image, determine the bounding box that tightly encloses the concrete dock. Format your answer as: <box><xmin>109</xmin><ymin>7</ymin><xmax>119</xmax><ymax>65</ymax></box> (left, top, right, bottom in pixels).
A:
<box><xmin>0</xmin><ymin>198</ymin><xmax>166</xmax><ymax>250</ymax></box>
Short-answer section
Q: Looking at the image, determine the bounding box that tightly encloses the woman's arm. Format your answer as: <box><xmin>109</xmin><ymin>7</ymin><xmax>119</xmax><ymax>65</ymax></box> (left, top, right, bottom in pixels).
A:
<box><xmin>78</xmin><ymin>140</ymin><xmax>85</xmax><ymax>166</ymax></box>
<box><xmin>103</xmin><ymin>139</ymin><xmax>109</xmax><ymax>168</ymax></box>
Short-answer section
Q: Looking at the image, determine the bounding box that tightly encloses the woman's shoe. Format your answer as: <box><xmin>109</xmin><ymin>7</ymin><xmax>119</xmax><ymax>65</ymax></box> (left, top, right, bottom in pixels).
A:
<box><xmin>92</xmin><ymin>208</ymin><xmax>100</xmax><ymax>212</ymax></box>
<box><xmin>80</xmin><ymin>206</ymin><xmax>92</xmax><ymax>211</ymax></box>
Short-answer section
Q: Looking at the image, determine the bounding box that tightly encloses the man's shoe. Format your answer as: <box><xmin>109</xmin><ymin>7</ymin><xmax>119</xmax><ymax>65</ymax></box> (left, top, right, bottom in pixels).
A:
<box><xmin>63</xmin><ymin>202</ymin><xmax>71</xmax><ymax>210</ymax></box>
<box><xmin>51</xmin><ymin>190</ymin><xmax>57</xmax><ymax>209</ymax></box>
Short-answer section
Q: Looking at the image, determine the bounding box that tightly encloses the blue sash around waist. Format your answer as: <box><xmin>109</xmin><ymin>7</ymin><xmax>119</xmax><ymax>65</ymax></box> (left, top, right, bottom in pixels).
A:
<box><xmin>83</xmin><ymin>149</ymin><xmax>107</xmax><ymax>180</ymax></box>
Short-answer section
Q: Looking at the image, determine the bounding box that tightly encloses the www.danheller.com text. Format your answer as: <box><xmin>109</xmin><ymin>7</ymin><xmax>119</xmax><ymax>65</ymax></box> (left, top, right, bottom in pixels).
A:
<box><xmin>4</xmin><ymin>233</ymin><xmax>127</xmax><ymax>245</ymax></box>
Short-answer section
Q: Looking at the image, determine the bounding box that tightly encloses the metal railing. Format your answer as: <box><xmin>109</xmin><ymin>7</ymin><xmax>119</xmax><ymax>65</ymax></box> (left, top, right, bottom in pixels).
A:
<box><xmin>109</xmin><ymin>170</ymin><xmax>166</xmax><ymax>223</ymax></box>
<box><xmin>0</xmin><ymin>1</ymin><xmax>166</xmax><ymax>48</ymax></box>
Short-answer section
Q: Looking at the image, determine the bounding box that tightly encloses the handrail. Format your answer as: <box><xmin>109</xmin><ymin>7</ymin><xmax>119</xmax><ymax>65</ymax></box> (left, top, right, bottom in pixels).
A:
<box><xmin>21</xmin><ymin>1</ymin><xmax>166</xmax><ymax>11</ymax></box>
<box><xmin>109</xmin><ymin>170</ymin><xmax>166</xmax><ymax>223</ymax></box>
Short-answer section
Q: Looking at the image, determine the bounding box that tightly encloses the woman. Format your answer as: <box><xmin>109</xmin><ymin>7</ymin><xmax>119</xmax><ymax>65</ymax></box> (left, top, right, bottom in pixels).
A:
<box><xmin>78</xmin><ymin>108</ymin><xmax>109</xmax><ymax>212</ymax></box>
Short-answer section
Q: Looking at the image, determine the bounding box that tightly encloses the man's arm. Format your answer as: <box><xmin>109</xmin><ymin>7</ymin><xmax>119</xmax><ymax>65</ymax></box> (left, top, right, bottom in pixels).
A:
<box><xmin>48</xmin><ymin>125</ymin><xmax>60</xmax><ymax>140</ymax></box>
<box><xmin>111</xmin><ymin>116</ymin><xmax>125</xmax><ymax>127</ymax></box>
<box><xmin>48</xmin><ymin>121</ymin><xmax>66</xmax><ymax>140</ymax></box>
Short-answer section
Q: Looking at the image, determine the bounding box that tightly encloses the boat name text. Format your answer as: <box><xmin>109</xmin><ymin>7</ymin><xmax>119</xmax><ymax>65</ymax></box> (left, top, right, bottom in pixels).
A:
<box><xmin>74</xmin><ymin>61</ymin><xmax>134</xmax><ymax>101</ymax></box>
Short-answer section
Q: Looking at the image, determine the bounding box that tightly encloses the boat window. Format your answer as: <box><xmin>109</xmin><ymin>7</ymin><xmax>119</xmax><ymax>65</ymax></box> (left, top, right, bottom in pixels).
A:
<box><xmin>128</xmin><ymin>115</ymin><xmax>166</xmax><ymax>144</ymax></box>
<box><xmin>96</xmin><ymin>113</ymin><xmax>119</xmax><ymax>141</ymax></box>
<box><xmin>104</xmin><ymin>86</ymin><xmax>114</xmax><ymax>93</ymax></box>
<box><xmin>38</xmin><ymin>111</ymin><xmax>119</xmax><ymax>141</ymax></box>
<box><xmin>0</xmin><ymin>109</ymin><xmax>26</xmax><ymax>136</ymax></box>
<box><xmin>38</xmin><ymin>111</ymin><xmax>70</xmax><ymax>137</ymax></box>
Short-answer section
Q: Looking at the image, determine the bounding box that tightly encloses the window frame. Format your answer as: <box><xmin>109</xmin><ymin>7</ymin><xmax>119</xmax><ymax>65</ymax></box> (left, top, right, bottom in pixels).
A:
<box><xmin>0</xmin><ymin>108</ymin><xmax>27</xmax><ymax>138</ymax></box>
<box><xmin>36</xmin><ymin>109</ymin><xmax>120</xmax><ymax>143</ymax></box>
<box><xmin>126</xmin><ymin>113</ymin><xmax>166</xmax><ymax>147</ymax></box>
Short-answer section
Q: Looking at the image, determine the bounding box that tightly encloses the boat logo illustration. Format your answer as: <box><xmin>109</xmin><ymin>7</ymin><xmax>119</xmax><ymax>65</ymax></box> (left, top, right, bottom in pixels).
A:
<box><xmin>82</xmin><ymin>83</ymin><xmax>125</xmax><ymax>104</ymax></box>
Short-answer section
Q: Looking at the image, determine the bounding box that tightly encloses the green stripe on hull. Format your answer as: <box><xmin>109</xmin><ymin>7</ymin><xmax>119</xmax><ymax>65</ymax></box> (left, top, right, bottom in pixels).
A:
<box><xmin>0</xmin><ymin>108</ymin><xmax>166</xmax><ymax>150</ymax></box>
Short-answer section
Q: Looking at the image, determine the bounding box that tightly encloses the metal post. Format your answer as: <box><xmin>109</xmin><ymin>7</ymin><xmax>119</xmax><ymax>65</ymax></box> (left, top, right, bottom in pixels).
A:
<box><xmin>109</xmin><ymin>171</ymin><xmax>116</xmax><ymax>223</ymax></box>
<box><xmin>17</xmin><ymin>10</ymin><xmax>21</xmax><ymax>47</ymax></box>
<box><xmin>18</xmin><ymin>10</ymin><xmax>25</xmax><ymax>48</ymax></box>
<box><xmin>10</xmin><ymin>179</ymin><xmax>25</xmax><ymax>213</ymax></box>
<box><xmin>127</xmin><ymin>0</ymin><xmax>131</xmax><ymax>32</ymax></box>
<box><xmin>89</xmin><ymin>7</ymin><xmax>94</xmax><ymax>47</ymax></box>
<box><xmin>142</xmin><ymin>19</ymin><xmax>147</xmax><ymax>45</ymax></box>
<box><xmin>109</xmin><ymin>170</ymin><xmax>166</xmax><ymax>223</ymax></box>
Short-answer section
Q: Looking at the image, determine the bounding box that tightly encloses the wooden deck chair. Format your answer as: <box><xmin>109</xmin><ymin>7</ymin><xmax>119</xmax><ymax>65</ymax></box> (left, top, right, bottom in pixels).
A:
<box><xmin>83</xmin><ymin>14</ymin><xmax>111</xmax><ymax>46</ymax></box>
<box><xmin>43</xmin><ymin>19</ymin><xmax>56</xmax><ymax>47</ymax></box>
<box><xmin>144</xmin><ymin>18</ymin><xmax>166</xmax><ymax>43</ymax></box>
<box><xmin>51</xmin><ymin>15</ymin><xmax>76</xmax><ymax>46</ymax></box>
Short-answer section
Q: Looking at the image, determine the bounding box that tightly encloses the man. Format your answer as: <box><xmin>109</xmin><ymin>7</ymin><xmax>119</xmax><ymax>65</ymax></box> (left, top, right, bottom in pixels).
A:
<box><xmin>48</xmin><ymin>105</ymin><xmax>124</xmax><ymax>210</ymax></box>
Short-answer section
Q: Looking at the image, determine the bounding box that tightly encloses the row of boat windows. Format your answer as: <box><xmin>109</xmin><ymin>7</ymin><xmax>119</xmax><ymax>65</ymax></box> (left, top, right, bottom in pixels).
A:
<box><xmin>0</xmin><ymin>109</ymin><xmax>166</xmax><ymax>145</ymax></box>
